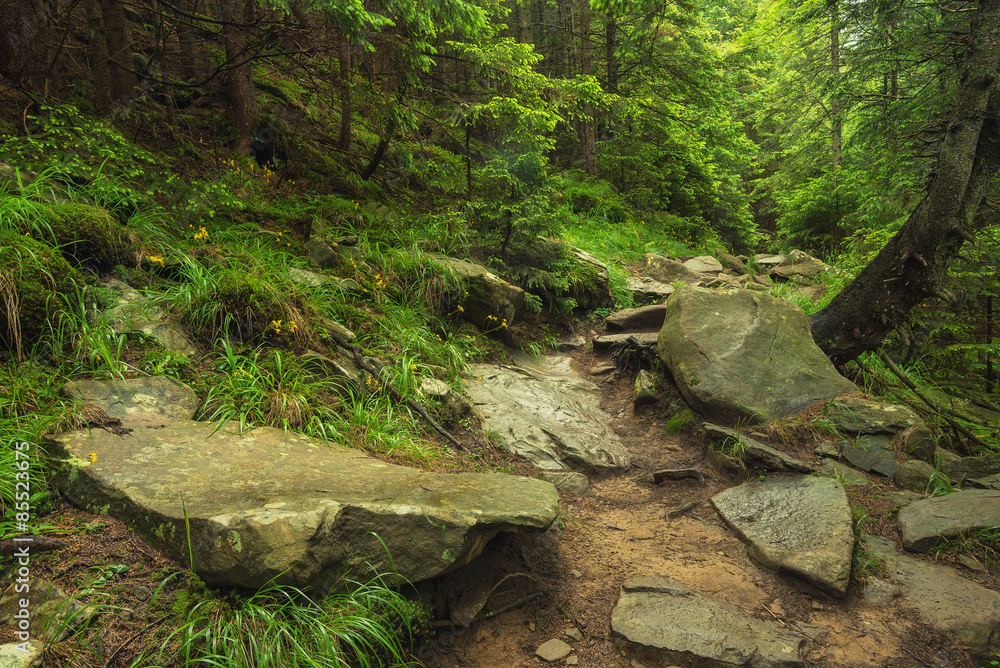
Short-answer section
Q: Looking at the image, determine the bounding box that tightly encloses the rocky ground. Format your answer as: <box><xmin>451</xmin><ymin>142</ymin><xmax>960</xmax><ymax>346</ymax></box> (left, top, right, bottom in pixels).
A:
<box><xmin>417</xmin><ymin>340</ymin><xmax>988</xmax><ymax>668</ymax></box>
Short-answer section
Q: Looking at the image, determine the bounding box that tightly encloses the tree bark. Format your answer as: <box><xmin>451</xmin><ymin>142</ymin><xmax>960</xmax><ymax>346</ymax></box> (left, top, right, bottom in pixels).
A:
<box><xmin>100</xmin><ymin>0</ymin><xmax>135</xmax><ymax>106</ymax></box>
<box><xmin>219</xmin><ymin>0</ymin><xmax>258</xmax><ymax>153</ymax></box>
<box><xmin>580</xmin><ymin>0</ymin><xmax>597</xmax><ymax>176</ymax></box>
<box><xmin>810</xmin><ymin>0</ymin><xmax>1000</xmax><ymax>366</ymax></box>
<box><xmin>337</xmin><ymin>35</ymin><xmax>352</xmax><ymax>151</ymax></box>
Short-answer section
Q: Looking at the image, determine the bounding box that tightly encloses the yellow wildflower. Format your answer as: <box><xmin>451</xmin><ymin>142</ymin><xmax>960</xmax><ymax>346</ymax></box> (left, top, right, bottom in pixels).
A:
<box><xmin>148</xmin><ymin>255</ymin><xmax>165</xmax><ymax>266</ymax></box>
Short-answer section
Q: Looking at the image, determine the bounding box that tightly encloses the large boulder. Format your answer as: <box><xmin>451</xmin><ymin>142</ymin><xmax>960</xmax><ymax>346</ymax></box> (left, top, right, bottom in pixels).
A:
<box><xmin>428</xmin><ymin>255</ymin><xmax>526</xmax><ymax>327</ymax></box>
<box><xmin>769</xmin><ymin>249</ymin><xmax>836</xmax><ymax>281</ymax></box>
<box><xmin>60</xmin><ymin>376</ymin><xmax>199</xmax><ymax>426</ymax></box>
<box><xmin>657</xmin><ymin>286</ymin><xmax>857</xmax><ymax>424</ymax></box>
<box><xmin>563</xmin><ymin>244</ymin><xmax>614</xmax><ymax>310</ymax></box>
<box><xmin>46</xmin><ymin>422</ymin><xmax>559</xmax><ymax>589</ymax></box>
<box><xmin>825</xmin><ymin>396</ymin><xmax>921</xmax><ymax>435</ymax></box>
<box><xmin>464</xmin><ymin>356</ymin><xmax>630</xmax><ymax>470</ymax></box>
<box><xmin>897</xmin><ymin>489</ymin><xmax>1000</xmax><ymax>552</ymax></box>
<box><xmin>641</xmin><ymin>253</ymin><xmax>709</xmax><ymax>287</ymax></box>
<box><xmin>711</xmin><ymin>475</ymin><xmax>854</xmax><ymax>597</ymax></box>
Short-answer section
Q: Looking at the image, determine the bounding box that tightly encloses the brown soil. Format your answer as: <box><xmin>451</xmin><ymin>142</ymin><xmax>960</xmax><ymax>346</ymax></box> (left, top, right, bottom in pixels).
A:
<box><xmin>0</xmin><ymin>339</ymin><xmax>990</xmax><ymax>668</ymax></box>
<box><xmin>417</xmin><ymin>342</ymin><xmax>984</xmax><ymax>668</ymax></box>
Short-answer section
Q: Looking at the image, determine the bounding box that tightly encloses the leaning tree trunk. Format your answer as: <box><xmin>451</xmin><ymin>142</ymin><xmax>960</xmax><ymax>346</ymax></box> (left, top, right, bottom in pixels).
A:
<box><xmin>810</xmin><ymin>0</ymin><xmax>1000</xmax><ymax>366</ymax></box>
<box><xmin>219</xmin><ymin>0</ymin><xmax>258</xmax><ymax>153</ymax></box>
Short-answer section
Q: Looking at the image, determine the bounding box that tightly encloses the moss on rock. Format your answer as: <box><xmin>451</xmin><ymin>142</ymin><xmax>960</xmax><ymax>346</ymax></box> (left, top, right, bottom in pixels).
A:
<box><xmin>0</xmin><ymin>231</ymin><xmax>81</xmax><ymax>350</ymax></box>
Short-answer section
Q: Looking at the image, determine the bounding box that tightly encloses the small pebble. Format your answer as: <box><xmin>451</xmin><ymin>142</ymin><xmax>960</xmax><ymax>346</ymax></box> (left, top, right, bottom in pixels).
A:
<box><xmin>570</xmin><ymin>569</ymin><xmax>583</xmax><ymax>579</ymax></box>
<box><xmin>564</xmin><ymin>627</ymin><xmax>583</xmax><ymax>642</ymax></box>
<box><xmin>529</xmin><ymin>621</ymin><xmax>536</xmax><ymax>632</ymax></box>
<box><xmin>565</xmin><ymin>655</ymin><xmax>579</xmax><ymax>665</ymax></box>
<box><xmin>536</xmin><ymin>638</ymin><xmax>572</xmax><ymax>662</ymax></box>
<box><xmin>811</xmin><ymin>600</ymin><xmax>825</xmax><ymax>610</ymax></box>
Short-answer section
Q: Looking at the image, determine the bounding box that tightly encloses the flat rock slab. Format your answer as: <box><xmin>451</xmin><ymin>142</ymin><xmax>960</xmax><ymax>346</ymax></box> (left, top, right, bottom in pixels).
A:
<box><xmin>0</xmin><ymin>641</ymin><xmax>43</xmax><ymax>668</ymax></box>
<box><xmin>840</xmin><ymin>443</ymin><xmax>899</xmax><ymax>477</ymax></box>
<box><xmin>897</xmin><ymin>489</ymin><xmax>1000</xmax><ymax>552</ymax></box>
<box><xmin>818</xmin><ymin>460</ymin><xmax>869</xmax><ymax>486</ymax></box>
<box><xmin>107</xmin><ymin>301</ymin><xmax>197</xmax><ymax>356</ymax></box>
<box><xmin>465</xmin><ymin>357</ymin><xmax>630</xmax><ymax>470</ymax></box>
<box><xmin>866</xmin><ymin>534</ymin><xmax>1000</xmax><ymax>659</ymax></box>
<box><xmin>60</xmin><ymin>377</ymin><xmax>199</xmax><ymax>426</ymax></box>
<box><xmin>46</xmin><ymin>422</ymin><xmax>559</xmax><ymax>589</ymax></box>
<box><xmin>711</xmin><ymin>475</ymin><xmax>853</xmax><ymax>597</ymax></box>
<box><xmin>605</xmin><ymin>304</ymin><xmax>667</xmax><ymax>331</ymax></box>
<box><xmin>611</xmin><ymin>576</ymin><xmax>811</xmax><ymax>667</ymax></box>
<box><xmin>703</xmin><ymin>424</ymin><xmax>813</xmax><ymax>473</ymax></box>
<box><xmin>626</xmin><ymin>276</ymin><xmax>675</xmax><ymax>302</ymax></box>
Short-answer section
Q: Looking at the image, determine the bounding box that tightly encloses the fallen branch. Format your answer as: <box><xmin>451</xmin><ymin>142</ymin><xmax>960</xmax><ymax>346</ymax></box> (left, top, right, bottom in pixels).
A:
<box><xmin>325</xmin><ymin>330</ymin><xmax>464</xmax><ymax>450</ymax></box>
<box><xmin>480</xmin><ymin>591</ymin><xmax>543</xmax><ymax>621</ymax></box>
<box><xmin>0</xmin><ymin>535</ymin><xmax>70</xmax><ymax>557</ymax></box>
<box><xmin>664</xmin><ymin>501</ymin><xmax>699</xmax><ymax>520</ymax></box>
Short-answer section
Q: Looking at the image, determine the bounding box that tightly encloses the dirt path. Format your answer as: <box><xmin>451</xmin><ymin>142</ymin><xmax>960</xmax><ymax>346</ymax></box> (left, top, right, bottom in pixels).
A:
<box><xmin>419</xmin><ymin>345</ymin><xmax>979</xmax><ymax>668</ymax></box>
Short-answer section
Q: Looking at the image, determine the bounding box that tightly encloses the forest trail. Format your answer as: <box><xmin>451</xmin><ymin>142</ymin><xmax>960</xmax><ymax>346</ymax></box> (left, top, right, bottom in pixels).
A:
<box><xmin>419</xmin><ymin>342</ymin><xmax>978</xmax><ymax>668</ymax></box>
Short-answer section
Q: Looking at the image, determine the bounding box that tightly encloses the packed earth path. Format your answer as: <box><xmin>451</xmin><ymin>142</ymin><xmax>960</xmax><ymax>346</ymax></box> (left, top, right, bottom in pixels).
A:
<box><xmin>417</xmin><ymin>340</ymin><xmax>980</xmax><ymax>668</ymax></box>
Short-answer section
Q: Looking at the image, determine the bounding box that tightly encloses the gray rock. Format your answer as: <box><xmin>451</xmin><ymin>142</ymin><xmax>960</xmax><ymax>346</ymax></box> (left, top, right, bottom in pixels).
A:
<box><xmin>711</xmin><ymin>475</ymin><xmax>854</xmax><ymax>597</ymax></box>
<box><xmin>464</xmin><ymin>357</ymin><xmax>630</xmax><ymax>470</ymax></box>
<box><xmin>703</xmin><ymin>424</ymin><xmax>813</xmax><ymax>473</ymax></box>
<box><xmin>0</xmin><ymin>640</ymin><xmax>44</xmax><ymax>668</ymax></box>
<box><xmin>605</xmin><ymin>304</ymin><xmax>667</xmax><ymax>331</ymax></box>
<box><xmin>657</xmin><ymin>287</ymin><xmax>857</xmax><ymax>425</ymax></box>
<box><xmin>564</xmin><ymin>245</ymin><xmax>614</xmax><ymax>310</ymax></box>
<box><xmin>814</xmin><ymin>441</ymin><xmax>841</xmax><ymax>458</ymax></box>
<box><xmin>840</xmin><ymin>442</ymin><xmax>899</xmax><ymax>477</ymax></box>
<box><xmin>447</xmin><ymin>558</ymin><xmax>495</xmax><ymax>627</ymax></box>
<box><xmin>866</xmin><ymin>534</ymin><xmax>1000</xmax><ymax>659</ymax></box>
<box><xmin>862</xmin><ymin>576</ymin><xmax>902</xmax><ymax>604</ymax></box>
<box><xmin>540</xmin><ymin>471</ymin><xmax>590</xmax><ymax>495</ymax></box>
<box><xmin>943</xmin><ymin>451</ymin><xmax>1000</xmax><ymax>482</ymax></box>
<box><xmin>716</xmin><ymin>249</ymin><xmax>749</xmax><ymax>274</ymax></box>
<box><xmin>893</xmin><ymin>460</ymin><xmax>937</xmax><ymax>492</ymax></box>
<box><xmin>47</xmin><ymin>422</ymin><xmax>559</xmax><ymax>588</ymax></box>
<box><xmin>428</xmin><ymin>255</ymin><xmax>526</xmax><ymax>327</ymax></box>
<box><xmin>968</xmin><ymin>474</ymin><xmax>1000</xmax><ymax>490</ymax></box>
<box><xmin>557</xmin><ymin>335</ymin><xmax>586</xmax><ymax>352</ymax></box>
<box><xmin>107</xmin><ymin>301</ymin><xmax>197</xmax><ymax>356</ymax></box>
<box><xmin>818</xmin><ymin>460</ymin><xmax>869</xmax><ymax>486</ymax></box>
<box><xmin>755</xmin><ymin>254</ymin><xmax>787</xmax><ymax>266</ymax></box>
<box><xmin>633</xmin><ymin>370</ymin><xmax>658</xmax><ymax>406</ymax></box>
<box><xmin>306</xmin><ymin>238</ymin><xmax>339</xmax><ymax>269</ymax></box>
<box><xmin>419</xmin><ymin>378</ymin><xmax>472</xmax><ymax>420</ymax></box>
<box><xmin>611</xmin><ymin>576</ymin><xmax>810</xmax><ymax>666</ymax></box>
<box><xmin>898</xmin><ymin>425</ymin><xmax>937</xmax><ymax>463</ymax></box>
<box><xmin>564</xmin><ymin>627</ymin><xmax>583</xmax><ymax>642</ymax></box>
<box><xmin>287</xmin><ymin>266</ymin><xmax>327</xmax><ymax>287</ymax></box>
<box><xmin>593</xmin><ymin>332</ymin><xmax>658</xmax><ymax>350</ymax></box>
<box><xmin>882</xmin><ymin>490</ymin><xmax>925</xmax><ymax>506</ymax></box>
<box><xmin>0</xmin><ymin>578</ymin><xmax>97</xmax><ymax>642</ymax></box>
<box><xmin>898</xmin><ymin>489</ymin><xmax>1000</xmax><ymax>552</ymax></box>
<box><xmin>625</xmin><ymin>276</ymin><xmax>675</xmax><ymax>302</ymax></box>
<box><xmin>642</xmin><ymin>254</ymin><xmax>710</xmax><ymax>286</ymax></box>
<box><xmin>299</xmin><ymin>350</ymin><xmax>361</xmax><ymax>393</ymax></box>
<box><xmin>536</xmin><ymin>638</ymin><xmax>572</xmax><ymax>662</ymax></box>
<box><xmin>60</xmin><ymin>376</ymin><xmax>198</xmax><ymax>426</ymax></box>
<box><xmin>317</xmin><ymin>317</ymin><xmax>356</xmax><ymax>343</ymax></box>
<box><xmin>769</xmin><ymin>250</ymin><xmax>836</xmax><ymax>281</ymax></box>
<box><xmin>681</xmin><ymin>256</ymin><xmax>723</xmax><ymax>274</ymax></box>
<box><xmin>826</xmin><ymin>397</ymin><xmax>921</xmax><ymax>435</ymax></box>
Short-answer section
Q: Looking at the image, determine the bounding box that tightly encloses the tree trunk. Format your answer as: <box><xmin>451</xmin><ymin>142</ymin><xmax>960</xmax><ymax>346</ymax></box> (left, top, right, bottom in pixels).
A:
<box><xmin>580</xmin><ymin>0</ymin><xmax>596</xmax><ymax>176</ymax></box>
<box><xmin>517</xmin><ymin>0</ymin><xmax>530</xmax><ymax>44</ymax></box>
<box><xmin>361</xmin><ymin>114</ymin><xmax>396</xmax><ymax>181</ymax></box>
<box><xmin>220</xmin><ymin>0</ymin><xmax>258</xmax><ymax>153</ymax></box>
<box><xmin>810</xmin><ymin>0</ymin><xmax>1000</xmax><ymax>366</ymax></box>
<box><xmin>606</xmin><ymin>12</ymin><xmax>618</xmax><ymax>94</ymax></box>
<box><xmin>337</xmin><ymin>36</ymin><xmax>352</xmax><ymax>151</ymax></box>
<box><xmin>830</xmin><ymin>1</ymin><xmax>841</xmax><ymax>172</ymax></box>
<box><xmin>86</xmin><ymin>0</ymin><xmax>114</xmax><ymax>112</ymax></box>
<box><xmin>100</xmin><ymin>0</ymin><xmax>135</xmax><ymax>106</ymax></box>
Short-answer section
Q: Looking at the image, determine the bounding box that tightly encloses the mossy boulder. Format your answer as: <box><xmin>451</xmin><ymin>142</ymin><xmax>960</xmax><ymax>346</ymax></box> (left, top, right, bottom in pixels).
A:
<box><xmin>188</xmin><ymin>273</ymin><xmax>286</xmax><ymax>340</ymax></box>
<box><xmin>0</xmin><ymin>232</ymin><xmax>81</xmax><ymax>351</ymax></box>
<box><xmin>9</xmin><ymin>202</ymin><xmax>138</xmax><ymax>270</ymax></box>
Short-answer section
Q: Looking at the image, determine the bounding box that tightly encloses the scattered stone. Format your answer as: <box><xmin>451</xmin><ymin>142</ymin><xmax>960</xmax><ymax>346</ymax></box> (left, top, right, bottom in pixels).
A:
<box><xmin>769</xmin><ymin>249</ymin><xmax>836</xmax><ymax>281</ymax></box>
<box><xmin>818</xmin><ymin>460</ymin><xmax>869</xmax><ymax>486</ymax></box>
<box><xmin>754</xmin><ymin>254</ymin><xmax>786</xmax><ymax>266</ymax></box>
<box><xmin>48</xmin><ymin>422</ymin><xmax>559</xmax><ymax>588</ymax></box>
<box><xmin>0</xmin><ymin>640</ymin><xmax>44</xmax><ymax>668</ymax></box>
<box><xmin>565</xmin><ymin>627</ymin><xmax>583</xmax><ymax>641</ymax></box>
<box><xmin>625</xmin><ymin>276</ymin><xmax>675</xmax><ymax>302</ymax></box>
<box><xmin>716</xmin><ymin>249</ymin><xmax>749</xmax><ymax>274</ymax></box>
<box><xmin>428</xmin><ymin>255</ymin><xmax>526</xmax><ymax>327</ymax></box>
<box><xmin>418</xmin><ymin>377</ymin><xmax>472</xmax><ymax>420</ymax></box>
<box><xmin>899</xmin><ymin>425</ymin><xmax>937</xmax><ymax>463</ymax></box>
<box><xmin>893</xmin><ymin>460</ymin><xmax>937</xmax><ymax>493</ymax></box>
<box><xmin>589</xmin><ymin>365</ymin><xmax>615</xmax><ymax>376</ymax></box>
<box><xmin>866</xmin><ymin>534</ymin><xmax>1000</xmax><ymax>659</ymax></box>
<box><xmin>861</xmin><ymin>576</ymin><xmax>902</xmax><ymax>604</ymax></box>
<box><xmin>898</xmin><ymin>489</ymin><xmax>1000</xmax><ymax>552</ymax></box>
<box><xmin>641</xmin><ymin>253</ymin><xmax>709</xmax><ymax>286</ymax></box>
<box><xmin>958</xmin><ymin>554</ymin><xmax>987</xmax><ymax>573</ymax></box>
<box><xmin>942</xmin><ymin>451</ymin><xmax>1000</xmax><ymax>483</ymax></box>
<box><xmin>464</xmin><ymin>357</ymin><xmax>630</xmax><ymax>470</ymax></box>
<box><xmin>882</xmin><ymin>490</ymin><xmax>925</xmax><ymax>506</ymax></box>
<box><xmin>557</xmin><ymin>335</ymin><xmax>586</xmax><ymax>352</ymax></box>
<box><xmin>447</xmin><ymin>559</ymin><xmax>496</xmax><ymax>627</ymax></box>
<box><xmin>0</xmin><ymin>577</ymin><xmax>98</xmax><ymax>641</ymax></box>
<box><xmin>593</xmin><ymin>332</ymin><xmax>658</xmax><ymax>350</ymax></box>
<box><xmin>299</xmin><ymin>349</ymin><xmax>362</xmax><ymax>393</ymax></box>
<box><xmin>286</xmin><ymin>266</ymin><xmax>327</xmax><ymax>287</ymax></box>
<box><xmin>611</xmin><ymin>576</ymin><xmax>810</xmax><ymax>666</ymax></box>
<box><xmin>60</xmin><ymin>376</ymin><xmax>199</xmax><ymax>426</ymax></box>
<box><xmin>968</xmin><ymin>474</ymin><xmax>1000</xmax><ymax>490</ymax></box>
<box><xmin>604</xmin><ymin>304</ymin><xmax>668</xmax><ymax>331</ymax></box>
<box><xmin>658</xmin><ymin>287</ymin><xmax>857</xmax><ymax>424</ymax></box>
<box><xmin>811</xmin><ymin>600</ymin><xmax>825</xmax><ymax>610</ymax></box>
<box><xmin>535</xmin><ymin>638</ymin><xmax>573</xmax><ymax>662</ymax></box>
<box><xmin>305</xmin><ymin>238</ymin><xmax>339</xmax><ymax>268</ymax></box>
<box><xmin>814</xmin><ymin>441</ymin><xmax>841</xmax><ymax>458</ymax></box>
<box><xmin>826</xmin><ymin>397</ymin><xmax>921</xmax><ymax>435</ymax></box>
<box><xmin>318</xmin><ymin>317</ymin><xmax>356</xmax><ymax>343</ymax></box>
<box><xmin>570</xmin><ymin>569</ymin><xmax>583</xmax><ymax>579</ymax></box>
<box><xmin>703</xmin><ymin>424</ymin><xmax>813</xmax><ymax>473</ymax></box>
<box><xmin>840</xmin><ymin>442</ymin><xmax>899</xmax><ymax>478</ymax></box>
<box><xmin>633</xmin><ymin>370</ymin><xmax>658</xmax><ymax>406</ymax></box>
<box><xmin>681</xmin><ymin>256</ymin><xmax>723</xmax><ymax>274</ymax></box>
<box><xmin>565</xmin><ymin>655</ymin><xmax>579</xmax><ymax>665</ymax></box>
<box><xmin>540</xmin><ymin>472</ymin><xmax>590</xmax><ymax>495</ymax></box>
<box><xmin>106</xmin><ymin>300</ymin><xmax>197</xmax><ymax>356</ymax></box>
<box><xmin>711</xmin><ymin>475</ymin><xmax>854</xmax><ymax>597</ymax></box>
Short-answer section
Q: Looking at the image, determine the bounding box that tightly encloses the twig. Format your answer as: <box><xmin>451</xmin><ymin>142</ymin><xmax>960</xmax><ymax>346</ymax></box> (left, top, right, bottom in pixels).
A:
<box><xmin>325</xmin><ymin>330</ymin><xmax>464</xmax><ymax>450</ymax></box>
<box><xmin>480</xmin><ymin>591</ymin><xmax>543</xmax><ymax>620</ymax></box>
<box><xmin>103</xmin><ymin>614</ymin><xmax>171</xmax><ymax>667</ymax></box>
<box><xmin>652</xmin><ymin>468</ymin><xmax>705</xmax><ymax>485</ymax></box>
<box><xmin>664</xmin><ymin>501</ymin><xmax>699</xmax><ymax>520</ymax></box>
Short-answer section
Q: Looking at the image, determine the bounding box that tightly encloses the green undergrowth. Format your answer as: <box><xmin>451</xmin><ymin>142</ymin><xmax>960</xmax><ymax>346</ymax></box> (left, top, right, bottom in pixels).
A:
<box><xmin>928</xmin><ymin>527</ymin><xmax>1000</xmax><ymax>572</ymax></box>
